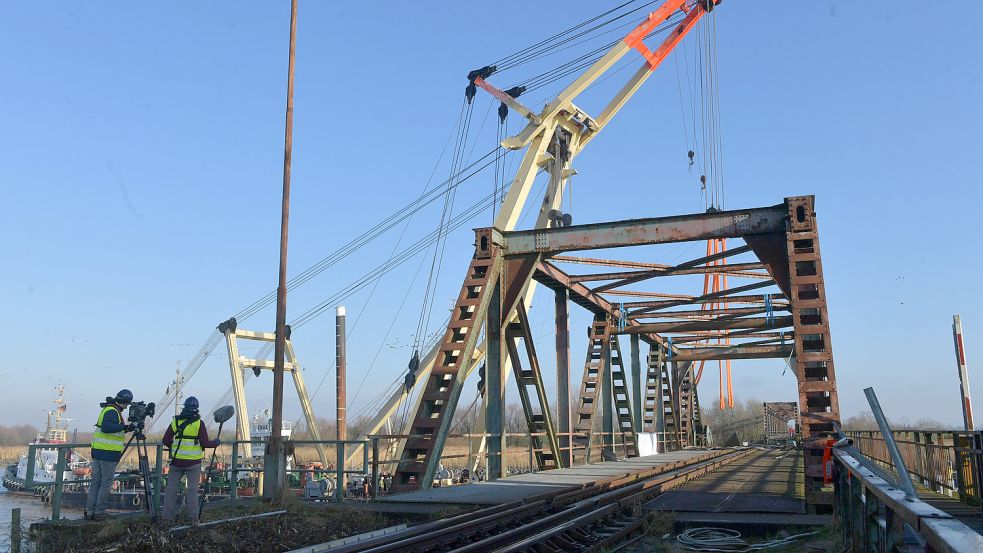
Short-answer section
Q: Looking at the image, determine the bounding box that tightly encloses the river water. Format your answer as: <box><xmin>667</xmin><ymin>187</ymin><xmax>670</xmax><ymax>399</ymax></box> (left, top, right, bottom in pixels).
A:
<box><xmin>0</xmin><ymin>481</ymin><xmax>81</xmax><ymax>553</ymax></box>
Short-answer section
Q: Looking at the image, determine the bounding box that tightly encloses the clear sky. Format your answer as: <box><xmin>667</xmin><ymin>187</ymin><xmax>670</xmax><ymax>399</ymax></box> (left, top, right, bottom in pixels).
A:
<box><xmin>2</xmin><ymin>1</ymin><xmax>981</xmax><ymax>432</ymax></box>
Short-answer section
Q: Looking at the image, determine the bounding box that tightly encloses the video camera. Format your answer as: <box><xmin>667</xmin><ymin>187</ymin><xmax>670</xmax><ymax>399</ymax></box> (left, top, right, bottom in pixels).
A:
<box><xmin>127</xmin><ymin>401</ymin><xmax>156</xmax><ymax>425</ymax></box>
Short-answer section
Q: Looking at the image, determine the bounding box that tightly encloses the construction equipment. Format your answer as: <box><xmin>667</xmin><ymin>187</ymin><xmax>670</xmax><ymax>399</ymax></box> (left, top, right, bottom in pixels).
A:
<box><xmin>218</xmin><ymin>317</ymin><xmax>328</xmax><ymax>467</ymax></box>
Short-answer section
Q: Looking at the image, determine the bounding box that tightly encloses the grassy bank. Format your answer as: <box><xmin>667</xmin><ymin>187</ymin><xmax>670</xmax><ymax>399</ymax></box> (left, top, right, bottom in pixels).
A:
<box><xmin>32</xmin><ymin>498</ymin><xmax>439</xmax><ymax>553</ymax></box>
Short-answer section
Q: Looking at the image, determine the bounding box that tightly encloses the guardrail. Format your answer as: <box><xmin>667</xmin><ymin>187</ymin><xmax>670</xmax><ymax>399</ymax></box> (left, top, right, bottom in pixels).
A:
<box><xmin>834</xmin><ymin>448</ymin><xmax>983</xmax><ymax>552</ymax></box>
<box><xmin>845</xmin><ymin>430</ymin><xmax>983</xmax><ymax>505</ymax></box>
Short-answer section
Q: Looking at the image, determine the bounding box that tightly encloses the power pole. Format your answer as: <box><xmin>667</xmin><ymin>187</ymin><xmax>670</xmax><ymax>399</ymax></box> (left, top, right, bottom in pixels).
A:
<box><xmin>266</xmin><ymin>0</ymin><xmax>298</xmax><ymax>501</ymax></box>
<box><xmin>953</xmin><ymin>315</ymin><xmax>974</xmax><ymax>431</ymax></box>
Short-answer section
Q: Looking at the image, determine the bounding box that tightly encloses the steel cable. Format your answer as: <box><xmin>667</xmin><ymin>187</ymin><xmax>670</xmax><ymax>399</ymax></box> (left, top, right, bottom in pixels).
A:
<box><xmin>490</xmin><ymin>0</ymin><xmax>643</xmax><ymax>71</ymax></box>
<box><xmin>676</xmin><ymin>527</ymin><xmax>821</xmax><ymax>552</ymax></box>
<box><xmin>153</xmin><ymin>145</ymin><xmax>507</xmax><ymax>430</ymax></box>
<box><xmin>515</xmin><ymin>14</ymin><xmax>684</xmax><ymax>94</ymax></box>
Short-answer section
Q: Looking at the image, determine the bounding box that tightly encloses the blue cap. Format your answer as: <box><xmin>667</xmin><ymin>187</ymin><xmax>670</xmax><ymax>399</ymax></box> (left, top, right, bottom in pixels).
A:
<box><xmin>183</xmin><ymin>396</ymin><xmax>199</xmax><ymax>410</ymax></box>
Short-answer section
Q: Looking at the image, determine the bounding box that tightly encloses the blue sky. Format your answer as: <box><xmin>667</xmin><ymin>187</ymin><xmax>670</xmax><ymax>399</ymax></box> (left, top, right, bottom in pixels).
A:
<box><xmin>1</xmin><ymin>1</ymin><xmax>981</xmax><ymax>431</ymax></box>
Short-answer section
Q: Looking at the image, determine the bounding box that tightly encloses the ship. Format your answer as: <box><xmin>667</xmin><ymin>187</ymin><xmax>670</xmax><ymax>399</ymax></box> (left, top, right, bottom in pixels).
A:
<box><xmin>3</xmin><ymin>386</ymin><xmax>87</xmax><ymax>494</ymax></box>
<box><xmin>248</xmin><ymin>408</ymin><xmax>292</xmax><ymax>459</ymax></box>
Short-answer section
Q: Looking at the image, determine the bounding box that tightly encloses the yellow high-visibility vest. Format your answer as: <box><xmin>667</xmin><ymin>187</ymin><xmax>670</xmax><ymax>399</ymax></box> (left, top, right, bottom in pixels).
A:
<box><xmin>170</xmin><ymin>418</ymin><xmax>204</xmax><ymax>461</ymax></box>
<box><xmin>92</xmin><ymin>406</ymin><xmax>125</xmax><ymax>453</ymax></box>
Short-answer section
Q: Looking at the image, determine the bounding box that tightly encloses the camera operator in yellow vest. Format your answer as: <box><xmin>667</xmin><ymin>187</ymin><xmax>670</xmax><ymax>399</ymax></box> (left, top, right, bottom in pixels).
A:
<box><xmin>84</xmin><ymin>389</ymin><xmax>136</xmax><ymax>521</ymax></box>
<box><xmin>161</xmin><ymin>396</ymin><xmax>220</xmax><ymax>522</ymax></box>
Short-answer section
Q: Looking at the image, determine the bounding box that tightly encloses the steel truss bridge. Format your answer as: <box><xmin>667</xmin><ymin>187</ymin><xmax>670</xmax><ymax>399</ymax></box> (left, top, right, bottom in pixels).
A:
<box><xmin>388</xmin><ymin>195</ymin><xmax>840</xmax><ymax>513</ymax></box>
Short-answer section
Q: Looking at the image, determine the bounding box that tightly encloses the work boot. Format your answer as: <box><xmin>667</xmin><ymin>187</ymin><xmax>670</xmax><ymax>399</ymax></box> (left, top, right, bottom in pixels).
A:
<box><xmin>83</xmin><ymin>511</ymin><xmax>92</xmax><ymax>521</ymax></box>
<box><xmin>92</xmin><ymin>513</ymin><xmax>109</xmax><ymax>522</ymax></box>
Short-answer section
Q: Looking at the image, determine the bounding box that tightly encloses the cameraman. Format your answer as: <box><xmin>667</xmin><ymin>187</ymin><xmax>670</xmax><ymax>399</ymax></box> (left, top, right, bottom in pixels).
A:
<box><xmin>85</xmin><ymin>389</ymin><xmax>136</xmax><ymax>521</ymax></box>
<box><xmin>162</xmin><ymin>397</ymin><xmax>220</xmax><ymax>522</ymax></box>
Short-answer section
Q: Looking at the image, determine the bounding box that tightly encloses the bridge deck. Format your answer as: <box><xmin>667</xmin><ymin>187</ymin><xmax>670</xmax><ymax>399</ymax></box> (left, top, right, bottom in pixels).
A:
<box><xmin>643</xmin><ymin>448</ymin><xmax>830</xmax><ymax>533</ymax></box>
<box><xmin>377</xmin><ymin>449</ymin><xmax>716</xmax><ymax>507</ymax></box>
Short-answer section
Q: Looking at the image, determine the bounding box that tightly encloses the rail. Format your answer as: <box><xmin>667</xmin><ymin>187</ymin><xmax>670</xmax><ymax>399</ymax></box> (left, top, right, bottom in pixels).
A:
<box><xmin>834</xmin><ymin>447</ymin><xmax>983</xmax><ymax>552</ymax></box>
<box><xmin>845</xmin><ymin>430</ymin><xmax>983</xmax><ymax>506</ymax></box>
<box><xmin>323</xmin><ymin>448</ymin><xmax>752</xmax><ymax>553</ymax></box>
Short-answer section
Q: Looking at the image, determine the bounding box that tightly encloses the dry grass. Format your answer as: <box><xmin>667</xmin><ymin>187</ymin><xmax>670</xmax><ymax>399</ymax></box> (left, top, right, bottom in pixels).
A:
<box><xmin>32</xmin><ymin>500</ymin><xmax>424</xmax><ymax>553</ymax></box>
<box><xmin>0</xmin><ymin>445</ymin><xmax>26</xmax><ymax>463</ymax></box>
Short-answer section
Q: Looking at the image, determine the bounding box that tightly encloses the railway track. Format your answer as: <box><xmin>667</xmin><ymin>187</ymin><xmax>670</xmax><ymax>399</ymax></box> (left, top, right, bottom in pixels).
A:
<box><xmin>330</xmin><ymin>448</ymin><xmax>754</xmax><ymax>553</ymax></box>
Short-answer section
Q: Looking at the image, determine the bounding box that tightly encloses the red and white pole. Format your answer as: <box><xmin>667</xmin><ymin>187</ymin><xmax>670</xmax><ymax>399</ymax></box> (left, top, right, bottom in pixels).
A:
<box><xmin>953</xmin><ymin>315</ymin><xmax>974</xmax><ymax>431</ymax></box>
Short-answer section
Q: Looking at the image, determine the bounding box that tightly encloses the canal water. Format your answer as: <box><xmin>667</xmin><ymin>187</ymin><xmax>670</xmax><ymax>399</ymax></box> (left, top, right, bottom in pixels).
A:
<box><xmin>0</xmin><ymin>481</ymin><xmax>81</xmax><ymax>553</ymax></box>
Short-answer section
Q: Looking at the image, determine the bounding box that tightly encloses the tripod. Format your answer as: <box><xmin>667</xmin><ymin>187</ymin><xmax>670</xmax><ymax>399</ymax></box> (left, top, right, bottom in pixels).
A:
<box><xmin>121</xmin><ymin>424</ymin><xmax>157</xmax><ymax>521</ymax></box>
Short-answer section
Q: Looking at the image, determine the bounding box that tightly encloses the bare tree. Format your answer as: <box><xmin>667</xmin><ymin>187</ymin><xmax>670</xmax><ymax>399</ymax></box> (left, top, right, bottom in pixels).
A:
<box><xmin>0</xmin><ymin>424</ymin><xmax>39</xmax><ymax>446</ymax></box>
<box><xmin>843</xmin><ymin>411</ymin><xmax>952</xmax><ymax>432</ymax></box>
<box><xmin>452</xmin><ymin>404</ymin><xmax>479</xmax><ymax>435</ymax></box>
<box><xmin>702</xmin><ymin>397</ymin><xmax>764</xmax><ymax>446</ymax></box>
<box><xmin>505</xmin><ymin>403</ymin><xmax>528</xmax><ymax>435</ymax></box>
<box><xmin>842</xmin><ymin>411</ymin><xmax>878</xmax><ymax>431</ymax></box>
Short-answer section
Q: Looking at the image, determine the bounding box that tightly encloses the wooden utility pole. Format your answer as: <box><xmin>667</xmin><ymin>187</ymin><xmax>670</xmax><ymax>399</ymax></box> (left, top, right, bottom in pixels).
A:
<box><xmin>266</xmin><ymin>0</ymin><xmax>298</xmax><ymax>500</ymax></box>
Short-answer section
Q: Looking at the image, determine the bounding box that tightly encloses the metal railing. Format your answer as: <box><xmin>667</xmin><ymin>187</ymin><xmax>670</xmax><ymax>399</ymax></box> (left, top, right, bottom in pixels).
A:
<box><xmin>845</xmin><ymin>430</ymin><xmax>983</xmax><ymax>505</ymax></box>
<box><xmin>834</xmin><ymin>448</ymin><xmax>983</xmax><ymax>552</ymax></box>
<box><xmin>19</xmin><ymin>427</ymin><xmax>705</xmax><ymax>521</ymax></box>
<box><xmin>365</xmin><ymin>430</ymin><xmax>693</xmax><ymax>472</ymax></box>
<box><xmin>19</xmin><ymin>438</ymin><xmax>372</xmax><ymax>521</ymax></box>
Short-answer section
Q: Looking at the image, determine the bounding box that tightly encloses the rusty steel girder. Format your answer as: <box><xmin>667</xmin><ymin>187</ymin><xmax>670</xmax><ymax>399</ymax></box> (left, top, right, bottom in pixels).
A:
<box><xmin>495</xmin><ymin>204</ymin><xmax>787</xmax><ymax>255</ymax></box>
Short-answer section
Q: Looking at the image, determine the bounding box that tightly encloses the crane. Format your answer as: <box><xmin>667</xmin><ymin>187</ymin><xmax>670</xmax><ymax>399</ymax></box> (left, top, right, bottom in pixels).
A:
<box><xmin>389</xmin><ymin>0</ymin><xmax>723</xmax><ymax>491</ymax></box>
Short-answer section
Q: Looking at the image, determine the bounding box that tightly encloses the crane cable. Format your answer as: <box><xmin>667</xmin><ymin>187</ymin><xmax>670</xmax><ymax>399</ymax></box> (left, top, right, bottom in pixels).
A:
<box><xmin>150</xmin><ymin>146</ymin><xmax>505</xmax><ymax>427</ymax></box>
<box><xmin>414</xmin><ymin>100</ymin><xmax>473</xmax><ymax>352</ymax></box>
<box><xmin>206</xmin><ymin>167</ymin><xmax>514</xmax><ymax>432</ymax></box>
<box><xmin>515</xmin><ymin>13</ymin><xmax>685</xmax><ymax>94</ymax></box>
<box><xmin>157</xmin><ymin>2</ymin><xmax>696</xmax><ymax>428</ymax></box>
<box><xmin>490</xmin><ymin>0</ymin><xmax>653</xmax><ymax>72</ymax></box>
<box><xmin>157</xmin><ymin>144</ymin><xmax>510</xmax><ymax>430</ymax></box>
<box><xmin>684</xmin><ymin>9</ymin><xmax>733</xmax><ymax>410</ymax></box>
